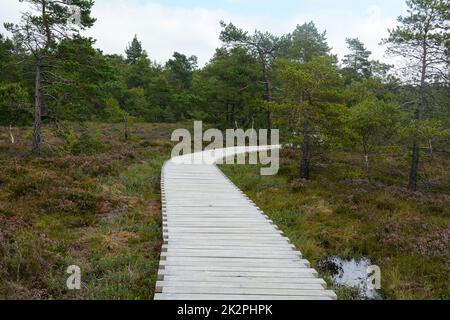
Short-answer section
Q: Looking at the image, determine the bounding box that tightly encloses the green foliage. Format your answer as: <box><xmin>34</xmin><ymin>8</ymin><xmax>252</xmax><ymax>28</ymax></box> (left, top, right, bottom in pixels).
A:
<box><xmin>103</xmin><ymin>97</ymin><xmax>127</xmax><ymax>123</ymax></box>
<box><xmin>125</xmin><ymin>35</ymin><xmax>147</xmax><ymax>65</ymax></box>
<box><xmin>4</xmin><ymin>0</ymin><xmax>96</xmax><ymax>54</ymax></box>
<box><xmin>60</xmin><ymin>129</ymin><xmax>106</xmax><ymax>155</ymax></box>
<box><xmin>50</xmin><ymin>37</ymin><xmax>119</xmax><ymax>122</ymax></box>
<box><xmin>120</xmin><ymin>157</ymin><xmax>166</xmax><ymax>197</ymax></box>
<box><xmin>122</xmin><ymin>87</ymin><xmax>148</xmax><ymax>119</ymax></box>
<box><xmin>125</xmin><ymin>55</ymin><xmax>156</xmax><ymax>88</ymax></box>
<box><xmin>347</xmin><ymin>98</ymin><xmax>404</xmax><ymax>171</ymax></box>
<box><xmin>287</xmin><ymin>22</ymin><xmax>331</xmax><ymax>62</ymax></box>
<box><xmin>348</xmin><ymin>99</ymin><xmax>403</xmax><ymax>145</ymax></box>
<box><xmin>0</xmin><ymin>83</ymin><xmax>31</xmax><ymax>126</ymax></box>
<box><xmin>70</xmin><ymin>132</ymin><xmax>104</xmax><ymax>156</ymax></box>
<box><xmin>383</xmin><ymin>0</ymin><xmax>449</xmax><ymax>62</ymax></box>
<box><xmin>219</xmin><ymin>21</ymin><xmax>291</xmax><ymax>128</ymax></box>
<box><xmin>274</xmin><ymin>56</ymin><xmax>347</xmax><ymax>145</ymax></box>
<box><xmin>382</xmin><ymin>0</ymin><xmax>449</xmax><ymax>190</ymax></box>
<box><xmin>342</xmin><ymin>38</ymin><xmax>372</xmax><ymax>80</ymax></box>
<box><xmin>399</xmin><ymin>118</ymin><xmax>450</xmax><ymax>145</ymax></box>
<box><xmin>165</xmin><ymin>52</ymin><xmax>198</xmax><ymax>90</ymax></box>
<box><xmin>0</xmin><ymin>34</ymin><xmax>20</xmax><ymax>84</ymax></box>
<box><xmin>198</xmin><ymin>47</ymin><xmax>263</xmax><ymax>126</ymax></box>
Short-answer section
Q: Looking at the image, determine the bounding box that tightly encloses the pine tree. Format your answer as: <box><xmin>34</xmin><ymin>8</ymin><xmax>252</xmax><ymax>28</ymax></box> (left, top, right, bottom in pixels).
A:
<box><xmin>342</xmin><ymin>38</ymin><xmax>372</xmax><ymax>80</ymax></box>
<box><xmin>125</xmin><ymin>35</ymin><xmax>147</xmax><ymax>64</ymax></box>
<box><xmin>283</xmin><ymin>22</ymin><xmax>335</xmax><ymax>179</ymax></box>
<box><xmin>275</xmin><ymin>56</ymin><xmax>346</xmax><ymax>179</ymax></box>
<box><xmin>288</xmin><ymin>21</ymin><xmax>331</xmax><ymax>63</ymax></box>
<box><xmin>4</xmin><ymin>0</ymin><xmax>95</xmax><ymax>154</ymax></box>
<box><xmin>220</xmin><ymin>21</ymin><xmax>290</xmax><ymax>131</ymax></box>
<box><xmin>382</xmin><ymin>0</ymin><xmax>449</xmax><ymax>191</ymax></box>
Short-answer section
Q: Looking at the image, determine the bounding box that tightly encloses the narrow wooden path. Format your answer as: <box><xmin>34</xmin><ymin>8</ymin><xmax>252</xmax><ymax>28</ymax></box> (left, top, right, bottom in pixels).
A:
<box><xmin>154</xmin><ymin>147</ymin><xmax>336</xmax><ymax>300</ymax></box>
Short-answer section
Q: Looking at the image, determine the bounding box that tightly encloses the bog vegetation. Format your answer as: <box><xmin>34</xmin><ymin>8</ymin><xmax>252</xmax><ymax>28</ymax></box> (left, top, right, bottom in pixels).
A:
<box><xmin>0</xmin><ymin>0</ymin><xmax>449</xmax><ymax>299</ymax></box>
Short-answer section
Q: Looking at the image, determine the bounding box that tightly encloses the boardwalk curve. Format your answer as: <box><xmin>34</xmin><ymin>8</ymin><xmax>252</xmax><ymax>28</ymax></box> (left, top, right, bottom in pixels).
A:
<box><xmin>154</xmin><ymin>146</ymin><xmax>336</xmax><ymax>300</ymax></box>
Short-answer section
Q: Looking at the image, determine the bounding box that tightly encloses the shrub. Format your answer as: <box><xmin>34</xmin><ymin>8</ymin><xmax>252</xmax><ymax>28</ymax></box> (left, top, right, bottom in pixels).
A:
<box><xmin>69</xmin><ymin>132</ymin><xmax>106</xmax><ymax>156</ymax></box>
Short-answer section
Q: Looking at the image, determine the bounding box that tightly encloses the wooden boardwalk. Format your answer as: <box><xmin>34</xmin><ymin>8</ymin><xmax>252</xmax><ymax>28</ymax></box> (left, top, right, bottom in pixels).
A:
<box><xmin>154</xmin><ymin>147</ymin><xmax>336</xmax><ymax>300</ymax></box>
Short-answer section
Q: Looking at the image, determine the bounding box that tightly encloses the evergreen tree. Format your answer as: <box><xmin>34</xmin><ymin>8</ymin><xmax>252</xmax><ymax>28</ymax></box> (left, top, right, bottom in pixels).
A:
<box><xmin>200</xmin><ymin>47</ymin><xmax>262</xmax><ymax>127</ymax></box>
<box><xmin>220</xmin><ymin>21</ymin><xmax>290</xmax><ymax>131</ymax></box>
<box><xmin>275</xmin><ymin>56</ymin><xmax>346</xmax><ymax>179</ymax></box>
<box><xmin>382</xmin><ymin>0</ymin><xmax>450</xmax><ymax>191</ymax></box>
<box><xmin>4</xmin><ymin>0</ymin><xmax>95</xmax><ymax>154</ymax></box>
<box><xmin>125</xmin><ymin>35</ymin><xmax>147</xmax><ymax>64</ymax></box>
<box><xmin>342</xmin><ymin>38</ymin><xmax>372</xmax><ymax>80</ymax></box>
<box><xmin>288</xmin><ymin>22</ymin><xmax>331</xmax><ymax>63</ymax></box>
<box><xmin>165</xmin><ymin>52</ymin><xmax>198</xmax><ymax>90</ymax></box>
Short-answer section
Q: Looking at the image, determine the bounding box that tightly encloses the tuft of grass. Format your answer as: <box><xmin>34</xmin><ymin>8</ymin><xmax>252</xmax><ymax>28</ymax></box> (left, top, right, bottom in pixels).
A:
<box><xmin>120</xmin><ymin>158</ymin><xmax>165</xmax><ymax>199</ymax></box>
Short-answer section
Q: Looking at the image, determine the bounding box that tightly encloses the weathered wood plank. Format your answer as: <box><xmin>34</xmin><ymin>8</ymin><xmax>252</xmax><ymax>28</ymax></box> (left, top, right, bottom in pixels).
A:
<box><xmin>159</xmin><ymin>286</ymin><xmax>336</xmax><ymax>297</ymax></box>
<box><xmin>161</xmin><ymin>257</ymin><xmax>305</xmax><ymax>264</ymax></box>
<box><xmin>154</xmin><ymin>293</ymin><xmax>333</xmax><ymax>300</ymax></box>
<box><xmin>156</xmin><ymin>281</ymin><xmax>325</xmax><ymax>290</ymax></box>
<box><xmin>157</xmin><ymin>269</ymin><xmax>319</xmax><ymax>278</ymax></box>
<box><xmin>159</xmin><ymin>265</ymin><xmax>312</xmax><ymax>272</ymax></box>
<box><xmin>161</xmin><ymin>275</ymin><xmax>326</xmax><ymax>285</ymax></box>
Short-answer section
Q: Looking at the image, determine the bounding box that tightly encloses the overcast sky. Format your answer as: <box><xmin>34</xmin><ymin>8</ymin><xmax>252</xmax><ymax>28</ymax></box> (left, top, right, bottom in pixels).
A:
<box><xmin>0</xmin><ymin>0</ymin><xmax>408</xmax><ymax>66</ymax></box>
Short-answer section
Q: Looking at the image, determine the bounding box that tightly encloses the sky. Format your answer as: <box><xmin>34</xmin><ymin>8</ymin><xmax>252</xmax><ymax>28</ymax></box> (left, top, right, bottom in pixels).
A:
<box><xmin>0</xmin><ymin>0</ymin><xmax>408</xmax><ymax>66</ymax></box>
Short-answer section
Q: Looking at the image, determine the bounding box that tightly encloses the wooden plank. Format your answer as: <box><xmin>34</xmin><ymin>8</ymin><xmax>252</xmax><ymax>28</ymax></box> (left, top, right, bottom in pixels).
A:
<box><xmin>161</xmin><ymin>257</ymin><xmax>305</xmax><ymax>264</ymax></box>
<box><xmin>160</xmin><ymin>251</ymin><xmax>300</xmax><ymax>259</ymax></box>
<box><xmin>154</xmin><ymin>293</ymin><xmax>333</xmax><ymax>300</ymax></box>
<box><xmin>165</xmin><ymin>235</ymin><xmax>288</xmax><ymax>240</ymax></box>
<box><xmin>160</xmin><ymin>261</ymin><xmax>309</xmax><ymax>269</ymax></box>
<box><xmin>159</xmin><ymin>286</ymin><xmax>336</xmax><ymax>297</ymax></box>
<box><xmin>162</xmin><ymin>244</ymin><xmax>296</xmax><ymax>250</ymax></box>
<box><xmin>162</xmin><ymin>248</ymin><xmax>298</xmax><ymax>255</ymax></box>
<box><xmin>161</xmin><ymin>275</ymin><xmax>326</xmax><ymax>285</ymax></box>
<box><xmin>157</xmin><ymin>269</ymin><xmax>319</xmax><ymax>278</ymax></box>
<box><xmin>164</xmin><ymin>240</ymin><xmax>292</xmax><ymax>246</ymax></box>
<box><xmin>160</xmin><ymin>266</ymin><xmax>312</xmax><ymax>273</ymax></box>
<box><xmin>156</xmin><ymin>281</ymin><xmax>325</xmax><ymax>290</ymax></box>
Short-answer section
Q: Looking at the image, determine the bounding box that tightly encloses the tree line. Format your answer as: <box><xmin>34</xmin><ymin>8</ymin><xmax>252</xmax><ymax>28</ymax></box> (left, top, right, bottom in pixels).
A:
<box><xmin>0</xmin><ymin>0</ymin><xmax>449</xmax><ymax>191</ymax></box>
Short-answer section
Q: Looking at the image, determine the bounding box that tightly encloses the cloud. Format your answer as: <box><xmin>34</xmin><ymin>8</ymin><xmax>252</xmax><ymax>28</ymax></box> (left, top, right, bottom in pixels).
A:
<box><xmin>0</xmin><ymin>0</ymin><xmax>28</xmax><ymax>25</ymax></box>
<box><xmin>1</xmin><ymin>0</ymin><xmax>403</xmax><ymax>66</ymax></box>
<box><xmin>86</xmin><ymin>1</ymin><xmax>227</xmax><ymax>65</ymax></box>
<box><xmin>289</xmin><ymin>5</ymin><xmax>399</xmax><ymax>65</ymax></box>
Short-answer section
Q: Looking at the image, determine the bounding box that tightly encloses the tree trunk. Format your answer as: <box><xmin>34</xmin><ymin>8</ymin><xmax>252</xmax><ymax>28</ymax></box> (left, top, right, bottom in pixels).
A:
<box><xmin>300</xmin><ymin>122</ymin><xmax>310</xmax><ymax>180</ymax></box>
<box><xmin>123</xmin><ymin>115</ymin><xmax>129</xmax><ymax>141</ymax></box>
<box><xmin>408</xmin><ymin>142</ymin><xmax>420</xmax><ymax>191</ymax></box>
<box><xmin>262</xmin><ymin>64</ymin><xmax>273</xmax><ymax>132</ymax></box>
<box><xmin>408</xmin><ymin>37</ymin><xmax>427</xmax><ymax>191</ymax></box>
<box><xmin>231</xmin><ymin>103</ymin><xmax>236</xmax><ymax>128</ymax></box>
<box><xmin>32</xmin><ymin>61</ymin><xmax>42</xmax><ymax>155</ymax></box>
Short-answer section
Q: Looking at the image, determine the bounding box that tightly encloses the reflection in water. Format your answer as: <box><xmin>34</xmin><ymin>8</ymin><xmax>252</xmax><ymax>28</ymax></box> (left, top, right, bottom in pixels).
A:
<box><xmin>318</xmin><ymin>256</ymin><xmax>383</xmax><ymax>300</ymax></box>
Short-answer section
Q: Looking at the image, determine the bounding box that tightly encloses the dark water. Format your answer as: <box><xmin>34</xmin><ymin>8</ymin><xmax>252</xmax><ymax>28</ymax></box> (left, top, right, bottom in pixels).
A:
<box><xmin>318</xmin><ymin>256</ymin><xmax>383</xmax><ymax>300</ymax></box>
